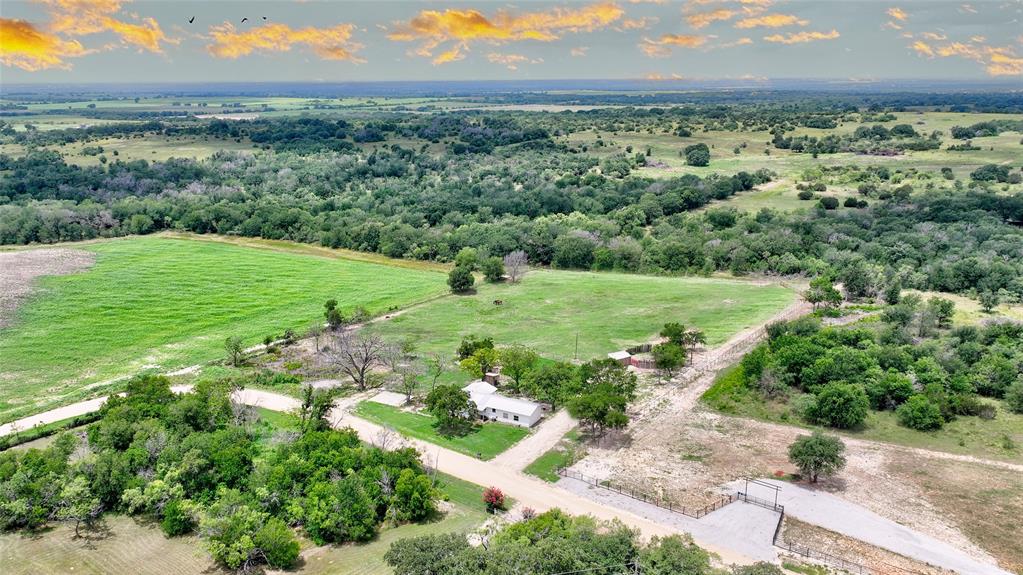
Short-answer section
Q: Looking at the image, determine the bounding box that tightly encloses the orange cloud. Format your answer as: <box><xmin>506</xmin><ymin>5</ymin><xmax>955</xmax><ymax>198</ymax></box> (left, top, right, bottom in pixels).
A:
<box><xmin>687</xmin><ymin>9</ymin><xmax>736</xmax><ymax>29</ymax></box>
<box><xmin>0</xmin><ymin>17</ymin><xmax>89</xmax><ymax>70</ymax></box>
<box><xmin>735</xmin><ymin>13</ymin><xmax>808</xmax><ymax>29</ymax></box>
<box><xmin>388</xmin><ymin>2</ymin><xmax>624</xmax><ymax>63</ymax></box>
<box><xmin>207</xmin><ymin>22</ymin><xmax>364</xmax><ymax>61</ymax></box>
<box><xmin>620</xmin><ymin>16</ymin><xmax>658</xmax><ymax>30</ymax></box>
<box><xmin>37</xmin><ymin>0</ymin><xmax>171</xmax><ymax>53</ymax></box>
<box><xmin>639</xmin><ymin>34</ymin><xmax>709</xmax><ymax>57</ymax></box>
<box><xmin>644</xmin><ymin>72</ymin><xmax>684</xmax><ymax>80</ymax></box>
<box><xmin>920</xmin><ymin>32</ymin><xmax>947</xmax><ymax>41</ymax></box>
<box><xmin>763</xmin><ymin>29</ymin><xmax>840</xmax><ymax>44</ymax></box>
<box><xmin>911</xmin><ymin>40</ymin><xmax>934</xmax><ymax>56</ymax></box>
<box><xmin>887</xmin><ymin>7</ymin><xmax>908</xmax><ymax>21</ymax></box>
<box><xmin>987</xmin><ymin>51</ymin><xmax>1023</xmax><ymax>76</ymax></box>
<box><xmin>487</xmin><ymin>52</ymin><xmax>537</xmax><ymax>70</ymax></box>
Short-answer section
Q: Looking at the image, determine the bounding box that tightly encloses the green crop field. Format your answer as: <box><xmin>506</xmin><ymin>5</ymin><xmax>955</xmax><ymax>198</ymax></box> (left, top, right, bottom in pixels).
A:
<box><xmin>0</xmin><ymin>235</ymin><xmax>447</xmax><ymax>423</ymax></box>
<box><xmin>372</xmin><ymin>270</ymin><xmax>795</xmax><ymax>360</ymax></box>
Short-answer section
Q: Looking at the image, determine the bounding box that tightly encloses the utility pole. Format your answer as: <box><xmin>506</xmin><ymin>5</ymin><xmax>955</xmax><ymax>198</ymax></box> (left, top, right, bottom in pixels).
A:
<box><xmin>574</xmin><ymin>332</ymin><xmax>579</xmax><ymax>361</ymax></box>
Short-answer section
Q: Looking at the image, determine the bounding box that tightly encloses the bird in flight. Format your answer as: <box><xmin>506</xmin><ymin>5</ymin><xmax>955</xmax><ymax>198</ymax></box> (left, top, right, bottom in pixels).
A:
<box><xmin>262</xmin><ymin>16</ymin><xmax>267</xmax><ymax>20</ymax></box>
<box><xmin>241</xmin><ymin>17</ymin><xmax>248</xmax><ymax>23</ymax></box>
<box><xmin>188</xmin><ymin>16</ymin><xmax>194</xmax><ymax>24</ymax></box>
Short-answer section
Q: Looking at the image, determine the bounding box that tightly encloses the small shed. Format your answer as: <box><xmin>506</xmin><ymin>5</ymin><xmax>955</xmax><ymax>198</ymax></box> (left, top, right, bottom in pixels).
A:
<box><xmin>608</xmin><ymin>350</ymin><xmax>632</xmax><ymax>365</ymax></box>
<box><xmin>483</xmin><ymin>372</ymin><xmax>501</xmax><ymax>386</ymax></box>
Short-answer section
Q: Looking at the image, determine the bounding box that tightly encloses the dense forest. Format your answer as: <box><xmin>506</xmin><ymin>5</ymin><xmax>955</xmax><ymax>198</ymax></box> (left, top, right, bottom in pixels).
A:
<box><xmin>2</xmin><ymin>107</ymin><xmax>1022</xmax><ymax>303</ymax></box>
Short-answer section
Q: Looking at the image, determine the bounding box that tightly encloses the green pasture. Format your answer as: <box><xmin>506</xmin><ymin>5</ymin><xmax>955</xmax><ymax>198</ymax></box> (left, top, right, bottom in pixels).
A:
<box><xmin>0</xmin><ymin>235</ymin><xmax>447</xmax><ymax>423</ymax></box>
<box><xmin>371</xmin><ymin>270</ymin><xmax>795</xmax><ymax>361</ymax></box>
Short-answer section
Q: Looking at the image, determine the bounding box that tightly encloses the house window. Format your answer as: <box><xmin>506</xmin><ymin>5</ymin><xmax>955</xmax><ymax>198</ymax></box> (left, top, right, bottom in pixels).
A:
<box><xmin>513</xmin><ymin>415</ymin><xmax>520</xmax><ymax>422</ymax></box>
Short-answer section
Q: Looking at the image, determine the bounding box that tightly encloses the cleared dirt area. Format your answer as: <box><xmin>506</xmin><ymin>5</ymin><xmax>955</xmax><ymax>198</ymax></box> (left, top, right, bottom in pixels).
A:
<box><xmin>0</xmin><ymin>248</ymin><xmax>95</xmax><ymax>328</ymax></box>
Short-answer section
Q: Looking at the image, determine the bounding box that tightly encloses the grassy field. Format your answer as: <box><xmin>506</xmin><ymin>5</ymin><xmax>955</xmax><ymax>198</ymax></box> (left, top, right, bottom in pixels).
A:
<box><xmin>0</xmin><ymin>235</ymin><xmax>447</xmax><ymax>423</ymax></box>
<box><xmin>353</xmin><ymin>401</ymin><xmax>529</xmax><ymax>460</ymax></box>
<box><xmin>703</xmin><ymin>365</ymin><xmax>1023</xmax><ymax>463</ymax></box>
<box><xmin>371</xmin><ymin>270</ymin><xmax>795</xmax><ymax>360</ymax></box>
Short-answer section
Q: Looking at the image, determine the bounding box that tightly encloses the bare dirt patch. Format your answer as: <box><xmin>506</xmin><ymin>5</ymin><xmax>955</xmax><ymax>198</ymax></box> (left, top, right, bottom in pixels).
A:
<box><xmin>0</xmin><ymin>248</ymin><xmax>95</xmax><ymax>328</ymax></box>
<box><xmin>781</xmin><ymin>517</ymin><xmax>952</xmax><ymax>575</ymax></box>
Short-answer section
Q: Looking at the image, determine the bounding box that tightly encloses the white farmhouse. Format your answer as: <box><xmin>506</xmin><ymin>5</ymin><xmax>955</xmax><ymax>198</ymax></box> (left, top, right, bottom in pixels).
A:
<box><xmin>462</xmin><ymin>380</ymin><xmax>543</xmax><ymax>428</ymax></box>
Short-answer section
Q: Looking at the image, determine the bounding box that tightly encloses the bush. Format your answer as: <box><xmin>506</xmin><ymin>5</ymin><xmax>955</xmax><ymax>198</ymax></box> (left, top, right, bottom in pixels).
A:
<box><xmin>897</xmin><ymin>395</ymin><xmax>944</xmax><ymax>431</ymax></box>
<box><xmin>1005</xmin><ymin>379</ymin><xmax>1023</xmax><ymax>414</ymax></box>
<box><xmin>684</xmin><ymin>143</ymin><xmax>711</xmax><ymax>167</ymax></box>
<box><xmin>447</xmin><ymin>265</ymin><xmax>475</xmax><ymax>293</ymax></box>
<box><xmin>160</xmin><ymin>499</ymin><xmax>194</xmax><ymax>536</ymax></box>
<box><xmin>483</xmin><ymin>486</ymin><xmax>505</xmax><ymax>512</ymax></box>
<box><xmin>797</xmin><ymin>190</ymin><xmax>814</xmax><ymax>200</ymax></box>
<box><xmin>480</xmin><ymin>256</ymin><xmax>505</xmax><ymax>282</ymax></box>
<box><xmin>807</xmin><ymin>383</ymin><xmax>869</xmax><ymax>429</ymax></box>
<box><xmin>818</xmin><ymin>196</ymin><xmax>840</xmax><ymax>210</ymax></box>
<box><xmin>254</xmin><ymin>517</ymin><xmax>300</xmax><ymax>569</ymax></box>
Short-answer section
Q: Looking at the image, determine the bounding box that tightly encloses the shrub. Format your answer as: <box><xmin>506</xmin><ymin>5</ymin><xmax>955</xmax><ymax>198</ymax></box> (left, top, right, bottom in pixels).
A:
<box><xmin>818</xmin><ymin>196</ymin><xmax>840</xmax><ymax>210</ymax></box>
<box><xmin>807</xmin><ymin>383</ymin><xmax>869</xmax><ymax>429</ymax></box>
<box><xmin>480</xmin><ymin>256</ymin><xmax>505</xmax><ymax>283</ymax></box>
<box><xmin>447</xmin><ymin>265</ymin><xmax>475</xmax><ymax>293</ymax></box>
<box><xmin>161</xmin><ymin>499</ymin><xmax>194</xmax><ymax>536</ymax></box>
<box><xmin>1005</xmin><ymin>379</ymin><xmax>1023</xmax><ymax>414</ymax></box>
<box><xmin>797</xmin><ymin>190</ymin><xmax>815</xmax><ymax>200</ymax></box>
<box><xmin>483</xmin><ymin>486</ymin><xmax>505</xmax><ymax>512</ymax></box>
<box><xmin>684</xmin><ymin>143</ymin><xmax>711</xmax><ymax>166</ymax></box>
<box><xmin>254</xmin><ymin>517</ymin><xmax>300</xmax><ymax>569</ymax></box>
<box><xmin>897</xmin><ymin>395</ymin><xmax>944</xmax><ymax>431</ymax></box>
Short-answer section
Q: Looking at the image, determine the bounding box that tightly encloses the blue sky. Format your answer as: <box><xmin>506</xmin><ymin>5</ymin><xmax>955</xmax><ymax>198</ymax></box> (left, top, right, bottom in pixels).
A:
<box><xmin>1</xmin><ymin>1</ymin><xmax>1021</xmax><ymax>83</ymax></box>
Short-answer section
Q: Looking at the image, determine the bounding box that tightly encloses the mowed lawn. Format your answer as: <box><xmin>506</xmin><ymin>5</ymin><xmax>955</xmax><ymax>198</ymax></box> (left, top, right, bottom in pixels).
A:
<box><xmin>0</xmin><ymin>236</ymin><xmax>447</xmax><ymax>423</ymax></box>
<box><xmin>372</xmin><ymin>270</ymin><xmax>795</xmax><ymax>360</ymax></box>
<box><xmin>354</xmin><ymin>401</ymin><xmax>529</xmax><ymax>460</ymax></box>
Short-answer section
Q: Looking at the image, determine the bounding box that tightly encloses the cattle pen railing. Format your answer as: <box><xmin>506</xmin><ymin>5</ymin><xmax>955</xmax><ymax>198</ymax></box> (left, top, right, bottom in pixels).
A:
<box><xmin>556</xmin><ymin>468</ymin><xmax>736</xmax><ymax>519</ymax></box>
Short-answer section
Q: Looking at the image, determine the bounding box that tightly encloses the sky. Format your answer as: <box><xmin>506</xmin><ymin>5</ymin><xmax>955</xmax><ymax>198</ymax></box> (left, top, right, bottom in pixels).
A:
<box><xmin>1</xmin><ymin>0</ymin><xmax>1022</xmax><ymax>84</ymax></box>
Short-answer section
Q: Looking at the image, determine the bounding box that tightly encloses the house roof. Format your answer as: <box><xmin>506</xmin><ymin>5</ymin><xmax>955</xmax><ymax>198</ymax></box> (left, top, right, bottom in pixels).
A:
<box><xmin>476</xmin><ymin>394</ymin><xmax>542</xmax><ymax>418</ymax></box>
<box><xmin>463</xmin><ymin>380</ymin><xmax>497</xmax><ymax>395</ymax></box>
<box><xmin>608</xmin><ymin>350</ymin><xmax>632</xmax><ymax>360</ymax></box>
<box><xmin>463</xmin><ymin>381</ymin><xmax>541</xmax><ymax>418</ymax></box>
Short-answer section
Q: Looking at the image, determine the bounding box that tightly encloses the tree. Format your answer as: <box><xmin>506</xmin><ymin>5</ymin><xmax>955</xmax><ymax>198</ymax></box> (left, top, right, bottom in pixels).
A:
<box><xmin>787</xmin><ymin>432</ymin><xmax>846</xmax><ymax>483</ymax></box>
<box><xmin>308</xmin><ymin>321</ymin><xmax>325</xmax><ymax>352</ymax></box>
<box><xmin>325</xmin><ymin>299</ymin><xmax>345</xmax><ymax>330</ymax></box>
<box><xmin>979</xmin><ymin>290</ymin><xmax>999</xmax><ymax>313</ymax></box>
<box><xmin>482</xmin><ymin>486</ymin><xmax>505</xmax><ymax>512</ymax></box>
<box><xmin>684</xmin><ymin>143</ymin><xmax>710</xmax><ymax>167</ymax></box>
<box><xmin>567</xmin><ymin>389</ymin><xmax>629</xmax><ymax>436</ymax></box>
<box><xmin>459</xmin><ymin>347</ymin><xmax>499</xmax><ymax>379</ymax></box>
<box><xmin>298</xmin><ymin>386</ymin><xmax>338</xmax><ymax>433</ymax></box>
<box><xmin>224</xmin><ymin>336</ymin><xmax>244</xmax><ymax>367</ymax></box>
<box><xmin>453</xmin><ymin>247</ymin><xmax>479</xmax><ymax>270</ymax></box>
<box><xmin>1005</xmin><ymin>379</ymin><xmax>1023</xmax><ymax>414</ymax></box>
<box><xmin>304</xmin><ymin>476</ymin><xmax>377</xmax><ymax>543</ymax></box>
<box><xmin>807</xmin><ymin>382</ymin><xmax>869</xmax><ymax>429</ymax></box>
<box><xmin>927</xmin><ymin>297</ymin><xmax>955</xmax><ymax>328</ymax></box>
<box><xmin>523</xmin><ymin>361</ymin><xmax>577</xmax><ymax>407</ymax></box>
<box><xmin>397</xmin><ymin>364</ymin><xmax>422</xmax><ymax>403</ymax></box>
<box><xmin>660</xmin><ymin>322</ymin><xmax>687</xmax><ymax>346</ymax></box>
<box><xmin>639</xmin><ymin>534</ymin><xmax>713</xmax><ymax>575</ymax></box>
<box><xmin>426</xmin><ymin>353</ymin><xmax>444</xmax><ymax>393</ymax></box>
<box><xmin>393</xmin><ymin>468</ymin><xmax>436</xmax><ymax>521</ymax></box>
<box><xmin>57</xmin><ymin>475</ymin><xmax>101</xmax><ymax>537</ymax></box>
<box><xmin>504</xmin><ymin>250</ymin><xmax>528</xmax><ymax>283</ymax></box>
<box><xmin>457</xmin><ymin>335</ymin><xmax>494</xmax><ymax>360</ymax></box>
<box><xmin>896</xmin><ymin>395</ymin><xmax>944</xmax><ymax>430</ymax></box>
<box><xmin>385</xmin><ymin>532</ymin><xmax>470</xmax><ymax>575</ymax></box>
<box><xmin>805</xmin><ymin>276</ymin><xmax>842</xmax><ymax>310</ymax></box>
<box><xmin>481</xmin><ymin>256</ymin><xmax>505</xmax><ymax>282</ymax></box>
<box><xmin>425</xmin><ymin>384</ymin><xmax>477</xmax><ymax>435</ymax></box>
<box><xmin>447</xmin><ymin>265</ymin><xmax>475</xmax><ymax>293</ymax></box>
<box><xmin>819</xmin><ymin>196</ymin><xmax>840</xmax><ymax>210</ymax></box>
<box><xmin>499</xmin><ymin>346</ymin><xmax>539</xmax><ymax>392</ymax></box>
<box><xmin>681</xmin><ymin>328</ymin><xmax>706</xmax><ymax>362</ymax></box>
<box><xmin>324</xmin><ymin>330</ymin><xmax>394</xmax><ymax>390</ymax></box>
<box><xmin>652</xmin><ymin>342</ymin><xmax>685</xmax><ymax>382</ymax></box>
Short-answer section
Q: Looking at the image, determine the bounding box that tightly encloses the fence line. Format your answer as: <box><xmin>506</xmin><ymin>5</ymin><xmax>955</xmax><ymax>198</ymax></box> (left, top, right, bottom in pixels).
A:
<box><xmin>556</xmin><ymin>468</ymin><xmax>736</xmax><ymax>519</ymax></box>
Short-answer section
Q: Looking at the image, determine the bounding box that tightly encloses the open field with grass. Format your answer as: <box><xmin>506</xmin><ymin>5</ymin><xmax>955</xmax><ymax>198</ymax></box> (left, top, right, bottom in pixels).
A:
<box><xmin>524</xmin><ymin>428</ymin><xmax>584</xmax><ymax>482</ymax></box>
<box><xmin>354</xmin><ymin>401</ymin><xmax>529</xmax><ymax>460</ymax></box>
<box><xmin>703</xmin><ymin>365</ymin><xmax>1023</xmax><ymax>463</ymax></box>
<box><xmin>372</xmin><ymin>270</ymin><xmax>795</xmax><ymax>360</ymax></box>
<box><xmin>0</xmin><ymin>235</ymin><xmax>447</xmax><ymax>423</ymax></box>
